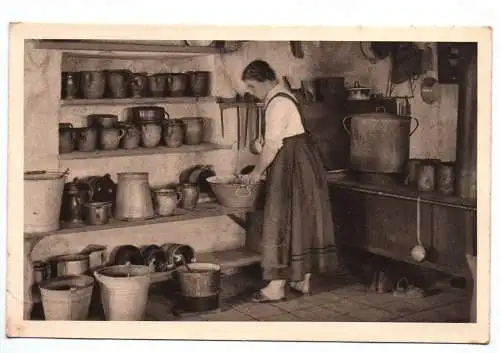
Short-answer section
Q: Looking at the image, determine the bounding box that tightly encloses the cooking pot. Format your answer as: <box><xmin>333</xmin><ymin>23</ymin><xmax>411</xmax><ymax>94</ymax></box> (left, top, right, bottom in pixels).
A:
<box><xmin>180</xmin><ymin>117</ymin><xmax>205</xmax><ymax>145</ymax></box>
<box><xmin>87</xmin><ymin>114</ymin><xmax>119</xmax><ymax>128</ymax></box>
<box><xmin>59</xmin><ymin>123</ymin><xmax>77</xmax><ymax>153</ymax></box>
<box><xmin>106</xmin><ymin>70</ymin><xmax>130</xmax><ymax>98</ymax></box>
<box><xmin>140</xmin><ymin>245</ymin><xmax>167</xmax><ymax>272</ymax></box>
<box><xmin>111</xmin><ymin>245</ymin><xmax>146</xmax><ymax>266</ymax></box>
<box><xmin>80</xmin><ymin>245</ymin><xmax>107</xmax><ymax>269</ymax></box>
<box><xmin>52</xmin><ymin>254</ymin><xmax>90</xmax><ymax>277</ymax></box>
<box><xmin>148</xmin><ymin>73</ymin><xmax>168</xmax><ymax>97</ymax></box>
<box><xmin>130</xmin><ymin>106</ymin><xmax>169</xmax><ymax>123</ymax></box>
<box><xmin>80</xmin><ymin>71</ymin><xmax>106</xmax><ymax>99</ymax></box>
<box><xmin>84</xmin><ymin>201</ymin><xmax>112</xmax><ymax>225</ymax></box>
<box><xmin>166</xmin><ymin>73</ymin><xmax>188</xmax><ymax>97</ymax></box>
<box><xmin>187</xmin><ymin>71</ymin><xmax>211</xmax><ymax>97</ymax></box>
<box><xmin>345</xmin><ymin>81</ymin><xmax>371</xmax><ymax>101</ymax></box>
<box><xmin>342</xmin><ymin>107</ymin><xmax>419</xmax><ymax>173</ymax></box>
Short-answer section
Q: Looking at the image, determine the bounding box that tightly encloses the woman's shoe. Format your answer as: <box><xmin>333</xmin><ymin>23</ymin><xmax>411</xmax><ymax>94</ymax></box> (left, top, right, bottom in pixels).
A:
<box><xmin>250</xmin><ymin>290</ymin><xmax>286</xmax><ymax>303</ymax></box>
<box><xmin>289</xmin><ymin>279</ymin><xmax>312</xmax><ymax>295</ymax></box>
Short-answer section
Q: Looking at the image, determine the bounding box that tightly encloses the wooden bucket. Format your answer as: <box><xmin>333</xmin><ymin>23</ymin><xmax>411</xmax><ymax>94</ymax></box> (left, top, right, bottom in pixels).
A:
<box><xmin>39</xmin><ymin>275</ymin><xmax>94</xmax><ymax>320</ymax></box>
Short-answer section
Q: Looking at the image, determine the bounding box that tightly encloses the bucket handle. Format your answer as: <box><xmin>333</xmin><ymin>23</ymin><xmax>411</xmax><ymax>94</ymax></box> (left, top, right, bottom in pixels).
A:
<box><xmin>409</xmin><ymin>117</ymin><xmax>420</xmax><ymax>136</ymax></box>
<box><xmin>341</xmin><ymin>107</ymin><xmax>386</xmax><ymax>135</ymax></box>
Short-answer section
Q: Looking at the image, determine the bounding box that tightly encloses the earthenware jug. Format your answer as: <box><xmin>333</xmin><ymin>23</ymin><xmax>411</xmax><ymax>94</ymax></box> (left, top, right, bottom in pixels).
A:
<box><xmin>140</xmin><ymin>122</ymin><xmax>162</xmax><ymax>148</ymax></box>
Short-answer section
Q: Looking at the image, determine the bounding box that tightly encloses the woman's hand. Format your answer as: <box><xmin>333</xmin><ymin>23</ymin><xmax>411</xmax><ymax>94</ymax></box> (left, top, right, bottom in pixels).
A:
<box><xmin>247</xmin><ymin>170</ymin><xmax>262</xmax><ymax>184</ymax></box>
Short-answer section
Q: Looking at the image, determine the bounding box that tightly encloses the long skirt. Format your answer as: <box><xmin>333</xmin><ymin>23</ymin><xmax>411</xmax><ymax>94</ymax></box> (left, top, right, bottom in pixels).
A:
<box><xmin>259</xmin><ymin>133</ymin><xmax>337</xmax><ymax>282</ymax></box>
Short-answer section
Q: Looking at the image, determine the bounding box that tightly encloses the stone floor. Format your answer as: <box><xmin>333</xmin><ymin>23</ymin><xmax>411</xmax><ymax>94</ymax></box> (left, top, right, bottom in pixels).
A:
<box><xmin>30</xmin><ymin>264</ymin><xmax>471</xmax><ymax>323</ymax></box>
<box><xmin>144</xmin><ymin>267</ymin><xmax>472</xmax><ymax>323</ymax></box>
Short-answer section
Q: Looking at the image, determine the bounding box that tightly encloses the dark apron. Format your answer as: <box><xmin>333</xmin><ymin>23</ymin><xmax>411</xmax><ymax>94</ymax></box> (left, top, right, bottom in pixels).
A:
<box><xmin>257</xmin><ymin>92</ymin><xmax>338</xmax><ymax>281</ymax></box>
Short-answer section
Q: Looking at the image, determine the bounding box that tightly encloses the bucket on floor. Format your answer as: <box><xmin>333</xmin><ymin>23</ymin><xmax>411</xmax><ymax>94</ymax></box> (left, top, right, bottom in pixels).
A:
<box><xmin>176</xmin><ymin>262</ymin><xmax>221</xmax><ymax>312</ymax></box>
<box><xmin>39</xmin><ymin>275</ymin><xmax>94</xmax><ymax>320</ymax></box>
<box><xmin>94</xmin><ymin>264</ymin><xmax>152</xmax><ymax>321</ymax></box>
<box><xmin>24</xmin><ymin>170</ymin><xmax>69</xmax><ymax>233</ymax></box>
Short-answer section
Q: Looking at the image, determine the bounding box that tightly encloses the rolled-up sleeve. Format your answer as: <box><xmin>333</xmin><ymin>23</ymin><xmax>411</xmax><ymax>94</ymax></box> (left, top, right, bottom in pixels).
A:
<box><xmin>264</xmin><ymin>97</ymin><xmax>294</xmax><ymax>150</ymax></box>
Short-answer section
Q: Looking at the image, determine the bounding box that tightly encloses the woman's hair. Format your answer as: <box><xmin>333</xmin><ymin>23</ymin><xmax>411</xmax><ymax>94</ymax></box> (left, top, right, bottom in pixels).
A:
<box><xmin>241</xmin><ymin>60</ymin><xmax>277</xmax><ymax>82</ymax></box>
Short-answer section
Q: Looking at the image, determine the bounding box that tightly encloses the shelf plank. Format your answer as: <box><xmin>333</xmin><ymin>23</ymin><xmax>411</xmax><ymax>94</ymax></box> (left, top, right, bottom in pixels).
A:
<box><xmin>24</xmin><ymin>202</ymin><xmax>249</xmax><ymax>240</ymax></box>
<box><xmin>196</xmin><ymin>248</ymin><xmax>261</xmax><ymax>270</ymax></box>
<box><xmin>217</xmin><ymin>101</ymin><xmax>263</xmax><ymax>109</ymax></box>
<box><xmin>60</xmin><ymin>96</ymin><xmax>216</xmax><ymax>107</ymax></box>
<box><xmin>36</xmin><ymin>40</ymin><xmax>224</xmax><ymax>56</ymax></box>
<box><xmin>58</xmin><ymin>143</ymin><xmax>231</xmax><ymax>160</ymax></box>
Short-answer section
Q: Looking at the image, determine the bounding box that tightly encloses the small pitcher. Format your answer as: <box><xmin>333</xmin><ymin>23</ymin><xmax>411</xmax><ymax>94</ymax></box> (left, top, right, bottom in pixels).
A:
<box><xmin>179</xmin><ymin>183</ymin><xmax>199</xmax><ymax>210</ymax></box>
<box><xmin>100</xmin><ymin>127</ymin><xmax>126</xmax><ymax>150</ymax></box>
<box><xmin>163</xmin><ymin>119</ymin><xmax>185</xmax><ymax>148</ymax></box>
<box><xmin>153</xmin><ymin>188</ymin><xmax>182</xmax><ymax>216</ymax></box>
<box><xmin>80</xmin><ymin>71</ymin><xmax>106</xmax><ymax>99</ymax></box>
<box><xmin>120</xmin><ymin>123</ymin><xmax>141</xmax><ymax>149</ymax></box>
<box><xmin>129</xmin><ymin>72</ymin><xmax>148</xmax><ymax>98</ymax></box>
<box><xmin>140</xmin><ymin>122</ymin><xmax>162</xmax><ymax>148</ymax></box>
<box><xmin>148</xmin><ymin>73</ymin><xmax>167</xmax><ymax>97</ymax></box>
<box><xmin>59</xmin><ymin>123</ymin><xmax>77</xmax><ymax>153</ymax></box>
<box><xmin>106</xmin><ymin>70</ymin><xmax>130</xmax><ymax>98</ymax></box>
<box><xmin>77</xmin><ymin>126</ymin><xmax>98</xmax><ymax>152</ymax></box>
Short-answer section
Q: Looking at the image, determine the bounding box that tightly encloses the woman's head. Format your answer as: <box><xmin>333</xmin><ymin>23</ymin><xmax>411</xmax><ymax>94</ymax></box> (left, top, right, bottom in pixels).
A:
<box><xmin>241</xmin><ymin>60</ymin><xmax>277</xmax><ymax>100</ymax></box>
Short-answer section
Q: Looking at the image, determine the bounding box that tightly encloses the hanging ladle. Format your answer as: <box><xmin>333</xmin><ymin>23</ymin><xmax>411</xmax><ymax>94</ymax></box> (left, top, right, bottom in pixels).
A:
<box><xmin>410</xmin><ymin>195</ymin><xmax>427</xmax><ymax>263</ymax></box>
<box><xmin>250</xmin><ymin>104</ymin><xmax>264</xmax><ymax>155</ymax></box>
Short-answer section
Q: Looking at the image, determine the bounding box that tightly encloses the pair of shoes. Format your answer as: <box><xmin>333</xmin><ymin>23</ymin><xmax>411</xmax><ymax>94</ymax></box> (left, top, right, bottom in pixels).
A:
<box><xmin>392</xmin><ymin>277</ymin><xmax>426</xmax><ymax>299</ymax></box>
<box><xmin>251</xmin><ymin>290</ymin><xmax>286</xmax><ymax>303</ymax></box>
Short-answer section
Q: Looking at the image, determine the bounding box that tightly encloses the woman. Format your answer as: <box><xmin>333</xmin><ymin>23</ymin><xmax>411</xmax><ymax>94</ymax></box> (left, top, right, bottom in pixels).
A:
<box><xmin>242</xmin><ymin>60</ymin><xmax>337</xmax><ymax>303</ymax></box>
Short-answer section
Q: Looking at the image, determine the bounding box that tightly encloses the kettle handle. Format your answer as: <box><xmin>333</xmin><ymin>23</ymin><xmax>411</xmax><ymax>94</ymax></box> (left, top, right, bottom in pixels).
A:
<box><xmin>342</xmin><ymin>116</ymin><xmax>351</xmax><ymax>135</ymax></box>
<box><xmin>410</xmin><ymin>117</ymin><xmax>420</xmax><ymax>136</ymax></box>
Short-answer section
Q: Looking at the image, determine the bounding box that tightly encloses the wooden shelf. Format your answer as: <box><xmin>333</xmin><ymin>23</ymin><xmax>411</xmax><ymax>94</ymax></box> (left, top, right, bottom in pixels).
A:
<box><xmin>58</xmin><ymin>143</ymin><xmax>230</xmax><ymax>160</ymax></box>
<box><xmin>217</xmin><ymin>101</ymin><xmax>263</xmax><ymax>110</ymax></box>
<box><xmin>24</xmin><ymin>202</ymin><xmax>250</xmax><ymax>240</ymax></box>
<box><xmin>326</xmin><ymin>173</ymin><xmax>477</xmax><ymax>211</ymax></box>
<box><xmin>36</xmin><ymin>40</ymin><xmax>226</xmax><ymax>58</ymax></box>
<box><xmin>60</xmin><ymin>96</ymin><xmax>216</xmax><ymax>107</ymax></box>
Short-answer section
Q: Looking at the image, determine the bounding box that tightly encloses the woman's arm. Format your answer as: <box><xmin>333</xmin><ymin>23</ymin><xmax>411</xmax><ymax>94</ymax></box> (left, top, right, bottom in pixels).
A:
<box><xmin>252</xmin><ymin>144</ymin><xmax>280</xmax><ymax>176</ymax></box>
<box><xmin>251</xmin><ymin>97</ymin><xmax>294</xmax><ymax>176</ymax></box>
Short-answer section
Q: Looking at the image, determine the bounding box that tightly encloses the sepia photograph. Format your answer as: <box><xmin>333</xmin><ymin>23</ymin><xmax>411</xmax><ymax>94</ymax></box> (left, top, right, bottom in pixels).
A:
<box><xmin>5</xmin><ymin>23</ymin><xmax>491</xmax><ymax>344</ymax></box>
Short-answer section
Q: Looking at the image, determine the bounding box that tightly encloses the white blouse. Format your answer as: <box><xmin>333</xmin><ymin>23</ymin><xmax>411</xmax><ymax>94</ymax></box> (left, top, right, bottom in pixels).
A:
<box><xmin>263</xmin><ymin>84</ymin><xmax>305</xmax><ymax>150</ymax></box>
